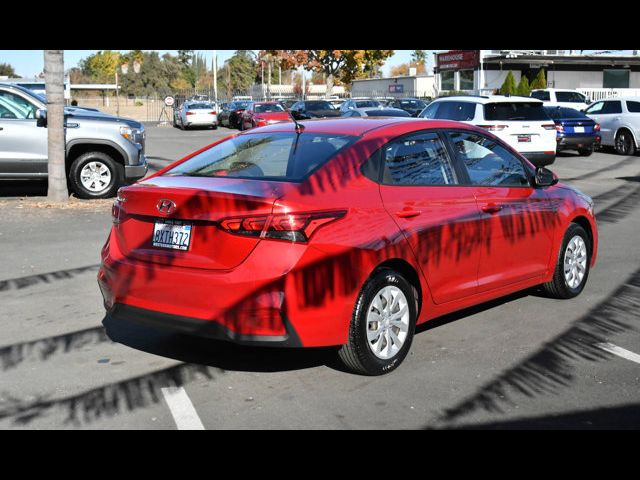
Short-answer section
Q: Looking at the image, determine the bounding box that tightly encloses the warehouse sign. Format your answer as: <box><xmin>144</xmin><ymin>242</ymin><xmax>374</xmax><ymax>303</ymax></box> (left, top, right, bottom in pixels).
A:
<box><xmin>437</xmin><ymin>50</ymin><xmax>480</xmax><ymax>70</ymax></box>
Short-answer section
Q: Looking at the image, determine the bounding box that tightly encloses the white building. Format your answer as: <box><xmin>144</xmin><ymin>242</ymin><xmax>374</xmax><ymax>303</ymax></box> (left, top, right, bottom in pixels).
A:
<box><xmin>434</xmin><ymin>50</ymin><xmax>640</xmax><ymax>100</ymax></box>
<box><xmin>351</xmin><ymin>75</ymin><xmax>436</xmax><ymax>99</ymax></box>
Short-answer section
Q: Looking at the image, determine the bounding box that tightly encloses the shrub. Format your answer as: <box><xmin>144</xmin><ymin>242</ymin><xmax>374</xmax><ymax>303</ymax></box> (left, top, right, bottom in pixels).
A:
<box><xmin>135</xmin><ymin>100</ymin><xmax>144</xmax><ymax>107</ymax></box>
<box><xmin>499</xmin><ymin>71</ymin><xmax>517</xmax><ymax>95</ymax></box>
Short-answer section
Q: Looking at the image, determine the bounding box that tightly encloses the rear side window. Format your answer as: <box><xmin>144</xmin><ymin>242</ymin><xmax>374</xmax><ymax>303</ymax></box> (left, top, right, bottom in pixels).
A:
<box><xmin>434</xmin><ymin>101</ymin><xmax>476</xmax><ymax>121</ymax></box>
<box><xmin>626</xmin><ymin>101</ymin><xmax>640</xmax><ymax>113</ymax></box>
<box><xmin>419</xmin><ymin>102</ymin><xmax>440</xmax><ymax>119</ymax></box>
<box><xmin>531</xmin><ymin>91</ymin><xmax>550</xmax><ymax>101</ymax></box>
<box><xmin>555</xmin><ymin>92</ymin><xmax>586</xmax><ymax>103</ymax></box>
<box><xmin>484</xmin><ymin>102</ymin><xmax>549</xmax><ymax>121</ymax></box>
<box><xmin>447</xmin><ymin>131</ymin><xmax>530</xmax><ymax>187</ymax></box>
<box><xmin>601</xmin><ymin>101</ymin><xmax>622</xmax><ymax>114</ymax></box>
<box><xmin>544</xmin><ymin>107</ymin><xmax>587</xmax><ymax>119</ymax></box>
<box><xmin>166</xmin><ymin>132</ymin><xmax>358</xmax><ymax>181</ymax></box>
<box><xmin>381</xmin><ymin>132</ymin><xmax>456</xmax><ymax>186</ymax></box>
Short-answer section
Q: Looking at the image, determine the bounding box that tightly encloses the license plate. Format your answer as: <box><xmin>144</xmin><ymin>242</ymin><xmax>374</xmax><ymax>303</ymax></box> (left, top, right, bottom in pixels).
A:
<box><xmin>574</xmin><ymin>126</ymin><xmax>585</xmax><ymax>133</ymax></box>
<box><xmin>518</xmin><ymin>135</ymin><xmax>531</xmax><ymax>142</ymax></box>
<box><xmin>153</xmin><ymin>219</ymin><xmax>192</xmax><ymax>251</ymax></box>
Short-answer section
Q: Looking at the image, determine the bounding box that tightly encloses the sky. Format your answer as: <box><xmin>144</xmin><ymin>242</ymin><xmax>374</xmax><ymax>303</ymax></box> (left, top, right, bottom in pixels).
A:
<box><xmin>0</xmin><ymin>50</ymin><xmax>426</xmax><ymax>79</ymax></box>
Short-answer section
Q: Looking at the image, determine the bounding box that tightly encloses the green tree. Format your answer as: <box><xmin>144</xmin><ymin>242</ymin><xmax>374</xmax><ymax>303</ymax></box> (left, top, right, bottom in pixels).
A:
<box><xmin>531</xmin><ymin>69</ymin><xmax>547</xmax><ymax>89</ymax></box>
<box><xmin>266</xmin><ymin>50</ymin><xmax>394</xmax><ymax>96</ymax></box>
<box><xmin>500</xmin><ymin>71</ymin><xmax>517</xmax><ymax>95</ymax></box>
<box><xmin>0</xmin><ymin>63</ymin><xmax>18</xmax><ymax>77</ymax></box>
<box><xmin>80</xmin><ymin>50</ymin><xmax>120</xmax><ymax>83</ymax></box>
<box><xmin>516</xmin><ymin>75</ymin><xmax>531</xmax><ymax>96</ymax></box>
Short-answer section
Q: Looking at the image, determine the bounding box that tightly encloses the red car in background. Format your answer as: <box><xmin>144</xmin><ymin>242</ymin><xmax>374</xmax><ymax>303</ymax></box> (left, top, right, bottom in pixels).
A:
<box><xmin>99</xmin><ymin>118</ymin><xmax>598</xmax><ymax>375</ymax></box>
<box><xmin>240</xmin><ymin>101</ymin><xmax>292</xmax><ymax>130</ymax></box>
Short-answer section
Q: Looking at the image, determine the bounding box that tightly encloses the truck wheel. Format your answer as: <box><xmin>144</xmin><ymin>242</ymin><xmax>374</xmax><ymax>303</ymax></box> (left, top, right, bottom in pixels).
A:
<box><xmin>69</xmin><ymin>152</ymin><xmax>123</xmax><ymax>199</ymax></box>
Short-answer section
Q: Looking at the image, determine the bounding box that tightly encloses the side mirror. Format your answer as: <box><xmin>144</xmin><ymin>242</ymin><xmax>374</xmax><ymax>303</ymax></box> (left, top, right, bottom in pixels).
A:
<box><xmin>36</xmin><ymin>109</ymin><xmax>47</xmax><ymax>127</ymax></box>
<box><xmin>535</xmin><ymin>167</ymin><xmax>558</xmax><ymax>188</ymax></box>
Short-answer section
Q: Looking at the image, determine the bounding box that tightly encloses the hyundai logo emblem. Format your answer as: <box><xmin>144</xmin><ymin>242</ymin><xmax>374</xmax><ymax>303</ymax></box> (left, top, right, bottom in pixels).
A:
<box><xmin>157</xmin><ymin>199</ymin><xmax>176</xmax><ymax>214</ymax></box>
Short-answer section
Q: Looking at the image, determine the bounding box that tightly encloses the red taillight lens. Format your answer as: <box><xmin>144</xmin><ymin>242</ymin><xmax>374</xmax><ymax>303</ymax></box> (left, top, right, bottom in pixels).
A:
<box><xmin>209</xmin><ymin>111</ymin><xmax>217</xmax><ymax>115</ymax></box>
<box><xmin>112</xmin><ymin>189</ymin><xmax>128</xmax><ymax>224</ymax></box>
<box><xmin>477</xmin><ymin>124</ymin><xmax>508</xmax><ymax>131</ymax></box>
<box><xmin>186</xmin><ymin>111</ymin><xmax>195</xmax><ymax>116</ymax></box>
<box><xmin>542</xmin><ymin>124</ymin><xmax>557</xmax><ymax>130</ymax></box>
<box><xmin>555</xmin><ymin>124</ymin><xmax>564</xmax><ymax>132</ymax></box>
<box><xmin>594</xmin><ymin>123</ymin><xmax>601</xmax><ymax>132</ymax></box>
<box><xmin>220</xmin><ymin>210</ymin><xmax>347</xmax><ymax>242</ymax></box>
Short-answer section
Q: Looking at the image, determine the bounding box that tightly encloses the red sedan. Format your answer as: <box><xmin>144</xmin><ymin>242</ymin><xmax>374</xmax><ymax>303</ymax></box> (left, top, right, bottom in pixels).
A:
<box><xmin>239</xmin><ymin>101</ymin><xmax>292</xmax><ymax>130</ymax></box>
<box><xmin>99</xmin><ymin>118</ymin><xmax>598</xmax><ymax>375</ymax></box>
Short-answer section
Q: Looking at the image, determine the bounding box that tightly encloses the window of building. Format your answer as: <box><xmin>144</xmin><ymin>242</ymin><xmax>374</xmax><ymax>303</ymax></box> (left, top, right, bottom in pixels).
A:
<box><xmin>459</xmin><ymin>70</ymin><xmax>474</xmax><ymax>90</ymax></box>
<box><xmin>441</xmin><ymin>71</ymin><xmax>454</xmax><ymax>91</ymax></box>
<box><xmin>603</xmin><ymin>69</ymin><xmax>630</xmax><ymax>88</ymax></box>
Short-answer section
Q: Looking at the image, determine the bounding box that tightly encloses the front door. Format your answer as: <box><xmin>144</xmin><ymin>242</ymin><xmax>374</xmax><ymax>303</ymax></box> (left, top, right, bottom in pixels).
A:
<box><xmin>378</xmin><ymin>131</ymin><xmax>483</xmax><ymax>304</ymax></box>
<box><xmin>445</xmin><ymin>130</ymin><xmax>556</xmax><ymax>292</ymax></box>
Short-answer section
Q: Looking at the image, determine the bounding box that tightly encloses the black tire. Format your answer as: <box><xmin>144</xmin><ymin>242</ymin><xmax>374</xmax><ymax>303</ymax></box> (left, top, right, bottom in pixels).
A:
<box><xmin>578</xmin><ymin>146</ymin><xmax>594</xmax><ymax>156</ymax></box>
<box><xmin>68</xmin><ymin>151</ymin><xmax>123</xmax><ymax>199</ymax></box>
<box><xmin>615</xmin><ymin>129</ymin><xmax>636</xmax><ymax>156</ymax></box>
<box><xmin>542</xmin><ymin>223</ymin><xmax>591</xmax><ymax>299</ymax></box>
<box><xmin>337</xmin><ymin>269</ymin><xmax>417</xmax><ymax>375</ymax></box>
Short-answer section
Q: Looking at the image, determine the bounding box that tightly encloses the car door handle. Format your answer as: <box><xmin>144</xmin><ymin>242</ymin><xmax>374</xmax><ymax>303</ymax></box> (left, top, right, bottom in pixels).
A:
<box><xmin>481</xmin><ymin>204</ymin><xmax>503</xmax><ymax>214</ymax></box>
<box><xmin>396</xmin><ymin>210</ymin><xmax>421</xmax><ymax>218</ymax></box>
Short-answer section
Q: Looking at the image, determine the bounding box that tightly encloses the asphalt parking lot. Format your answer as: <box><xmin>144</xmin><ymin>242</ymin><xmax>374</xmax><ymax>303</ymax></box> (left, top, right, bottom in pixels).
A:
<box><xmin>1</xmin><ymin>124</ymin><xmax>639</xmax><ymax>429</ymax></box>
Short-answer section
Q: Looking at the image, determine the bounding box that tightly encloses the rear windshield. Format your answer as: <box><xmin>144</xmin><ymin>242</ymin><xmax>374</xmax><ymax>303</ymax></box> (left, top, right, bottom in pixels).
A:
<box><xmin>165</xmin><ymin>132</ymin><xmax>358</xmax><ymax>181</ymax></box>
<box><xmin>306</xmin><ymin>101</ymin><xmax>334</xmax><ymax>111</ymax></box>
<box><xmin>187</xmin><ymin>103</ymin><xmax>214</xmax><ymax>110</ymax></box>
<box><xmin>484</xmin><ymin>102</ymin><xmax>549</xmax><ymax>121</ymax></box>
<box><xmin>364</xmin><ymin>109</ymin><xmax>411</xmax><ymax>117</ymax></box>
<box><xmin>355</xmin><ymin>100</ymin><xmax>381</xmax><ymax>108</ymax></box>
<box><xmin>255</xmin><ymin>103</ymin><xmax>285</xmax><ymax>113</ymax></box>
<box><xmin>544</xmin><ymin>107</ymin><xmax>588</xmax><ymax>120</ymax></box>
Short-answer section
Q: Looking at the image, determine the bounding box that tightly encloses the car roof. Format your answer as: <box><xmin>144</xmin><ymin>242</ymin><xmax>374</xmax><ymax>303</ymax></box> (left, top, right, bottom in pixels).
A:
<box><xmin>435</xmin><ymin>95</ymin><xmax>542</xmax><ymax>104</ymax></box>
<box><xmin>235</xmin><ymin>117</ymin><xmax>477</xmax><ymax>137</ymax></box>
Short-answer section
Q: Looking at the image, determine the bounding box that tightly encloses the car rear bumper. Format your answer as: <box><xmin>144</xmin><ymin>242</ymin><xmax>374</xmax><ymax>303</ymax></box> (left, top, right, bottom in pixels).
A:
<box><xmin>105</xmin><ymin>302</ymin><xmax>302</xmax><ymax>347</ymax></box>
<box><xmin>521</xmin><ymin>151</ymin><xmax>556</xmax><ymax>167</ymax></box>
<box><xmin>557</xmin><ymin>135</ymin><xmax>599</xmax><ymax>150</ymax></box>
<box><xmin>97</xmin><ymin>228</ymin><xmax>355</xmax><ymax>347</ymax></box>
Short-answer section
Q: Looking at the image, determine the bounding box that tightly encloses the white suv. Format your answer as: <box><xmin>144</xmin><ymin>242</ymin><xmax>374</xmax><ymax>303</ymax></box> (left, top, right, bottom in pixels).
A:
<box><xmin>419</xmin><ymin>95</ymin><xmax>557</xmax><ymax>166</ymax></box>
<box><xmin>530</xmin><ymin>88</ymin><xmax>590</xmax><ymax>111</ymax></box>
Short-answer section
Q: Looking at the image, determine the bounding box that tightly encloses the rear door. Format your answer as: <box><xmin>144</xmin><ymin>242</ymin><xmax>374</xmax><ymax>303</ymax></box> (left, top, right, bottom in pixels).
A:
<box><xmin>445</xmin><ymin>129</ymin><xmax>556</xmax><ymax>292</ymax></box>
<box><xmin>378</xmin><ymin>130</ymin><xmax>482</xmax><ymax>304</ymax></box>
<box><xmin>584</xmin><ymin>100</ymin><xmax>622</xmax><ymax>145</ymax></box>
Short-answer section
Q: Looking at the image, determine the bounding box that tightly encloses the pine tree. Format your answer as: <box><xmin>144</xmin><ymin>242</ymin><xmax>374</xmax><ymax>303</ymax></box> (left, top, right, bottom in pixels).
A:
<box><xmin>500</xmin><ymin>71</ymin><xmax>517</xmax><ymax>95</ymax></box>
<box><xmin>531</xmin><ymin>69</ymin><xmax>547</xmax><ymax>89</ymax></box>
<box><xmin>516</xmin><ymin>76</ymin><xmax>531</xmax><ymax>97</ymax></box>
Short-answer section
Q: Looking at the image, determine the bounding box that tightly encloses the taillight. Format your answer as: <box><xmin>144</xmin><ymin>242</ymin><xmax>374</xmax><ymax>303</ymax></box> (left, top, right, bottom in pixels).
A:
<box><xmin>186</xmin><ymin>111</ymin><xmax>195</xmax><ymax>116</ymax></box>
<box><xmin>555</xmin><ymin>124</ymin><xmax>564</xmax><ymax>133</ymax></box>
<box><xmin>542</xmin><ymin>124</ymin><xmax>557</xmax><ymax>130</ymax></box>
<box><xmin>209</xmin><ymin>111</ymin><xmax>217</xmax><ymax>115</ymax></box>
<box><xmin>477</xmin><ymin>125</ymin><xmax>508</xmax><ymax>131</ymax></box>
<box><xmin>112</xmin><ymin>188</ymin><xmax>128</xmax><ymax>224</ymax></box>
<box><xmin>220</xmin><ymin>210</ymin><xmax>347</xmax><ymax>242</ymax></box>
<box><xmin>594</xmin><ymin>123</ymin><xmax>601</xmax><ymax>132</ymax></box>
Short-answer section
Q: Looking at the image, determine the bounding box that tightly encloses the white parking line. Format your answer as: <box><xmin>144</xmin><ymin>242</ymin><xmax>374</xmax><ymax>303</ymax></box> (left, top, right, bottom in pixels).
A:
<box><xmin>596</xmin><ymin>343</ymin><xmax>640</xmax><ymax>365</ymax></box>
<box><xmin>161</xmin><ymin>387</ymin><xmax>205</xmax><ymax>430</ymax></box>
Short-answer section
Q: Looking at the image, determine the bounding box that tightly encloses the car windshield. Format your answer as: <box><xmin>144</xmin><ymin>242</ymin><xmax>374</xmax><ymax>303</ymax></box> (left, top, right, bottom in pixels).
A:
<box><xmin>306</xmin><ymin>101</ymin><xmax>333</xmax><ymax>111</ymax></box>
<box><xmin>555</xmin><ymin>92</ymin><xmax>585</xmax><ymax>103</ymax></box>
<box><xmin>255</xmin><ymin>103</ymin><xmax>285</xmax><ymax>113</ymax></box>
<box><xmin>165</xmin><ymin>132</ymin><xmax>358</xmax><ymax>181</ymax></box>
<box><xmin>484</xmin><ymin>102</ymin><xmax>549</xmax><ymax>121</ymax></box>
<box><xmin>236</xmin><ymin>102</ymin><xmax>250</xmax><ymax>109</ymax></box>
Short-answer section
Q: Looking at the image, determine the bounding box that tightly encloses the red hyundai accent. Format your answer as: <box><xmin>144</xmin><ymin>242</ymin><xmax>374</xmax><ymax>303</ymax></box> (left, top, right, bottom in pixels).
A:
<box><xmin>240</xmin><ymin>101</ymin><xmax>292</xmax><ymax>130</ymax></box>
<box><xmin>98</xmin><ymin>118</ymin><xmax>598</xmax><ymax>375</ymax></box>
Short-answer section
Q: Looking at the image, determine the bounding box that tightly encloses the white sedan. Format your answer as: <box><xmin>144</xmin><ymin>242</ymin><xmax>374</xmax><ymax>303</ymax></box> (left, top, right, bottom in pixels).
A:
<box><xmin>174</xmin><ymin>101</ymin><xmax>218</xmax><ymax>130</ymax></box>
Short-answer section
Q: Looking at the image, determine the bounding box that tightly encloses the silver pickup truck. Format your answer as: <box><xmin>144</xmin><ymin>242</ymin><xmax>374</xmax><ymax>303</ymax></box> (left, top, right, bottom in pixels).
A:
<box><xmin>0</xmin><ymin>83</ymin><xmax>147</xmax><ymax>198</ymax></box>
